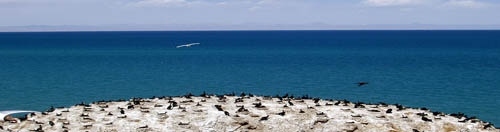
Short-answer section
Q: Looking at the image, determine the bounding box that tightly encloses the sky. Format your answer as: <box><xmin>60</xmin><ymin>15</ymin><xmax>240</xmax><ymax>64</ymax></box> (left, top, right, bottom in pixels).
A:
<box><xmin>0</xmin><ymin>0</ymin><xmax>499</xmax><ymax>30</ymax></box>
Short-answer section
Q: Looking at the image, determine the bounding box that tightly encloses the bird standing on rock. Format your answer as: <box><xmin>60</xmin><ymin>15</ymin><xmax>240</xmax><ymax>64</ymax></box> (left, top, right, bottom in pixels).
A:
<box><xmin>260</xmin><ymin>115</ymin><xmax>269</xmax><ymax>121</ymax></box>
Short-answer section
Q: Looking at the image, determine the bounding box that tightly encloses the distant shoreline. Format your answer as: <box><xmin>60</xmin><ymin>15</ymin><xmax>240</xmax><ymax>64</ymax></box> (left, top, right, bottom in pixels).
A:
<box><xmin>2</xmin><ymin>29</ymin><xmax>500</xmax><ymax>33</ymax></box>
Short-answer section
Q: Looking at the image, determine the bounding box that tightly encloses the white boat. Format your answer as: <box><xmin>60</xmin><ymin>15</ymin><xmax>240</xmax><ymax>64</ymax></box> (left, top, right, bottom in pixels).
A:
<box><xmin>0</xmin><ymin>110</ymin><xmax>38</xmax><ymax>121</ymax></box>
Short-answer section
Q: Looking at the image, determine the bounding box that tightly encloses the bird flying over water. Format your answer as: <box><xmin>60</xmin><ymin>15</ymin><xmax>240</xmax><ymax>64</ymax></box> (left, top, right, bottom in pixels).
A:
<box><xmin>176</xmin><ymin>43</ymin><xmax>200</xmax><ymax>48</ymax></box>
<box><xmin>355</xmin><ymin>82</ymin><xmax>369</xmax><ymax>87</ymax></box>
<box><xmin>0</xmin><ymin>110</ymin><xmax>38</xmax><ymax>122</ymax></box>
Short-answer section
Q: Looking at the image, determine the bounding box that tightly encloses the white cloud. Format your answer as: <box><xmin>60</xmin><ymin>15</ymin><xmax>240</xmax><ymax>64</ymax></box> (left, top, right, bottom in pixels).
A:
<box><xmin>256</xmin><ymin>0</ymin><xmax>276</xmax><ymax>5</ymax></box>
<box><xmin>216</xmin><ymin>2</ymin><xmax>227</xmax><ymax>6</ymax></box>
<box><xmin>444</xmin><ymin>0</ymin><xmax>488</xmax><ymax>8</ymax></box>
<box><xmin>248</xmin><ymin>6</ymin><xmax>261</xmax><ymax>11</ymax></box>
<box><xmin>362</xmin><ymin>0</ymin><xmax>424</xmax><ymax>6</ymax></box>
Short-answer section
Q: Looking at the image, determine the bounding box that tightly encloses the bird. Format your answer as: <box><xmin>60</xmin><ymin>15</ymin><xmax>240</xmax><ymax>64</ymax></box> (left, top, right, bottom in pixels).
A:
<box><xmin>0</xmin><ymin>110</ymin><xmax>38</xmax><ymax>122</ymax></box>
<box><xmin>49</xmin><ymin>121</ymin><xmax>55</xmax><ymax>126</ymax></box>
<box><xmin>355</xmin><ymin>82</ymin><xmax>369</xmax><ymax>87</ymax></box>
<box><xmin>176</xmin><ymin>43</ymin><xmax>200</xmax><ymax>48</ymax></box>
<box><xmin>277</xmin><ymin>110</ymin><xmax>286</xmax><ymax>116</ymax></box>
<box><xmin>259</xmin><ymin>115</ymin><xmax>269</xmax><ymax>121</ymax></box>
<box><xmin>386</xmin><ymin>109</ymin><xmax>393</xmax><ymax>113</ymax></box>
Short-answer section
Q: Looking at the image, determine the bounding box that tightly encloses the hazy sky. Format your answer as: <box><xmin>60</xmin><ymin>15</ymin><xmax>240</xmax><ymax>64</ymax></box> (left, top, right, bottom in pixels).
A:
<box><xmin>0</xmin><ymin>0</ymin><xmax>499</xmax><ymax>26</ymax></box>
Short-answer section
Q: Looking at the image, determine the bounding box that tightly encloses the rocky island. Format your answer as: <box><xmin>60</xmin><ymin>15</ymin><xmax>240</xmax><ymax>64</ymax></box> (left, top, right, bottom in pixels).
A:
<box><xmin>1</xmin><ymin>93</ymin><xmax>498</xmax><ymax>132</ymax></box>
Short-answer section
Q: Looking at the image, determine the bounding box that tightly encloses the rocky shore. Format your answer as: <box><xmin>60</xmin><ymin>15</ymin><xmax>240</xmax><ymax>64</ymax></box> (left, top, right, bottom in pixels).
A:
<box><xmin>1</xmin><ymin>93</ymin><xmax>498</xmax><ymax>132</ymax></box>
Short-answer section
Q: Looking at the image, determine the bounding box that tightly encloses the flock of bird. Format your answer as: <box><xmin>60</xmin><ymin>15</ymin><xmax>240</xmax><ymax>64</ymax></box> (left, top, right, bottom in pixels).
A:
<box><xmin>1</xmin><ymin>82</ymin><xmax>369</xmax><ymax>123</ymax></box>
<box><xmin>1</xmin><ymin>92</ymin><xmax>498</xmax><ymax>131</ymax></box>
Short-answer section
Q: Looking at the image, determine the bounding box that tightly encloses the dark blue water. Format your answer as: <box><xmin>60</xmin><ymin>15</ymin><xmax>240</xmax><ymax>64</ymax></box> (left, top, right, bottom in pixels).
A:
<box><xmin>0</xmin><ymin>31</ymin><xmax>499</xmax><ymax>124</ymax></box>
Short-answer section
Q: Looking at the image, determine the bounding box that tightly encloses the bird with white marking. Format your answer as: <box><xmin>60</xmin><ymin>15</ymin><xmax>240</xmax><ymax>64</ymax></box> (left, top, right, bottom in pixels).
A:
<box><xmin>176</xmin><ymin>43</ymin><xmax>200</xmax><ymax>48</ymax></box>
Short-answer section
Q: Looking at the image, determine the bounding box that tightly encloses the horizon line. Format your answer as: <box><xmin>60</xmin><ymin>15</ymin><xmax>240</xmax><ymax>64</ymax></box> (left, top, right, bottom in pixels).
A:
<box><xmin>2</xmin><ymin>29</ymin><xmax>500</xmax><ymax>33</ymax></box>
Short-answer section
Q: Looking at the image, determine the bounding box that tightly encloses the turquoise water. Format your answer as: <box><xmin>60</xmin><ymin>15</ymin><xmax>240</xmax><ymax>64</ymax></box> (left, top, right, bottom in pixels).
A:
<box><xmin>0</xmin><ymin>31</ymin><xmax>499</xmax><ymax>124</ymax></box>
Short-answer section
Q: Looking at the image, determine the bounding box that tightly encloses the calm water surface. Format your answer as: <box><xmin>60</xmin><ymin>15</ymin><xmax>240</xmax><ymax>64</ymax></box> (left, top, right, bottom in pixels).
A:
<box><xmin>0</xmin><ymin>31</ymin><xmax>499</xmax><ymax>124</ymax></box>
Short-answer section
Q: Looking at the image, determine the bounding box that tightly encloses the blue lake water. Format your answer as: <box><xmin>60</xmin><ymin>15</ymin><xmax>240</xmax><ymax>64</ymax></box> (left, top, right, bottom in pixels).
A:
<box><xmin>0</xmin><ymin>30</ymin><xmax>499</xmax><ymax>124</ymax></box>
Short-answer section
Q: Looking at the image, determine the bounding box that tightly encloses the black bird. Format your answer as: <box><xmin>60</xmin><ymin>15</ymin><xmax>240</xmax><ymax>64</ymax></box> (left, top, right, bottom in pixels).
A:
<box><xmin>351</xmin><ymin>115</ymin><xmax>362</xmax><ymax>118</ymax></box>
<box><xmin>224</xmin><ymin>111</ymin><xmax>230</xmax><ymax>116</ymax></box>
<box><xmin>77</xmin><ymin>102</ymin><xmax>86</xmax><ymax>106</ymax></box>
<box><xmin>277</xmin><ymin>110</ymin><xmax>286</xmax><ymax>116</ymax></box>
<box><xmin>416</xmin><ymin>113</ymin><xmax>427</xmax><ymax>117</ymax></box>
<box><xmin>239</xmin><ymin>121</ymin><xmax>249</xmax><ymax>126</ymax></box>
<box><xmin>355</xmin><ymin>82</ymin><xmax>369</xmax><ymax>87</ymax></box>
<box><xmin>80</xmin><ymin>113</ymin><xmax>89</xmax><ymax>117</ymax></box>
<box><xmin>260</xmin><ymin>115</ymin><xmax>269</xmax><ymax>121</ymax></box>
<box><xmin>386</xmin><ymin>109</ymin><xmax>392</xmax><ymax>113</ymax></box>
<box><xmin>47</xmin><ymin>106</ymin><xmax>55</xmax><ymax>112</ymax></box>
<box><xmin>253</xmin><ymin>102</ymin><xmax>265</xmax><ymax>108</ymax></box>
<box><xmin>127</xmin><ymin>105</ymin><xmax>134</xmax><ymax>109</ymax></box>
<box><xmin>313</xmin><ymin>98</ymin><xmax>320</xmax><ymax>103</ymax></box>
<box><xmin>170</xmin><ymin>101</ymin><xmax>178</xmax><ymax>107</ymax></box>
<box><xmin>395</xmin><ymin>104</ymin><xmax>405</xmax><ymax>111</ymax></box>
<box><xmin>214</xmin><ymin>105</ymin><xmax>224</xmax><ymax>111</ymax></box>
<box><xmin>483</xmin><ymin>123</ymin><xmax>494</xmax><ymax>129</ymax></box>
<box><xmin>49</xmin><ymin>121</ymin><xmax>55</xmax><ymax>126</ymax></box>
<box><xmin>200</xmin><ymin>91</ymin><xmax>207</xmax><ymax>97</ymax></box>
<box><xmin>237</xmin><ymin>106</ymin><xmax>248</xmax><ymax>112</ymax></box>
<box><xmin>301</xmin><ymin>95</ymin><xmax>310</xmax><ymax>99</ymax></box>
<box><xmin>178</xmin><ymin>122</ymin><xmax>189</xmax><ymax>125</ymax></box>
<box><xmin>235</xmin><ymin>98</ymin><xmax>244</xmax><ymax>103</ymax></box>
<box><xmin>120</xmin><ymin>109</ymin><xmax>125</xmax><ymax>114</ymax></box>
<box><xmin>133</xmin><ymin>100</ymin><xmax>140</xmax><ymax>105</ymax></box>
<box><xmin>167</xmin><ymin>104</ymin><xmax>173</xmax><ymax>110</ymax></box>
<box><xmin>354</xmin><ymin>102</ymin><xmax>365</xmax><ymax>108</ymax></box>
<box><xmin>422</xmin><ymin>116</ymin><xmax>432</xmax><ymax>122</ymax></box>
